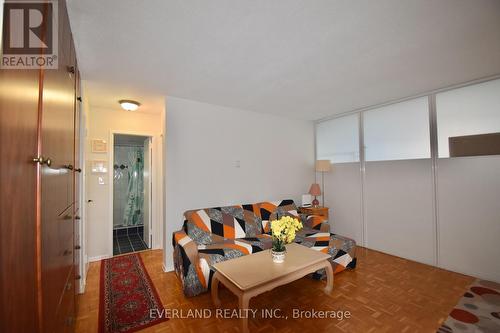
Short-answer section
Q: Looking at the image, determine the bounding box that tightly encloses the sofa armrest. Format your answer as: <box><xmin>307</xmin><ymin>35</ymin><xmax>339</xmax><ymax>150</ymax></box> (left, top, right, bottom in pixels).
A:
<box><xmin>303</xmin><ymin>214</ymin><xmax>330</xmax><ymax>232</ymax></box>
<box><xmin>172</xmin><ymin>229</ymin><xmax>209</xmax><ymax>294</ymax></box>
<box><xmin>173</xmin><ymin>230</ymin><xmax>199</xmax><ymax>273</ymax></box>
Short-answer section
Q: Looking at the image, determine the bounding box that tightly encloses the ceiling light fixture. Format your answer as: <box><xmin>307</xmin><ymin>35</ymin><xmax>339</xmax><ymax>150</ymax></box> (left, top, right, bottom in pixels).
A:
<box><xmin>118</xmin><ymin>99</ymin><xmax>141</xmax><ymax>111</ymax></box>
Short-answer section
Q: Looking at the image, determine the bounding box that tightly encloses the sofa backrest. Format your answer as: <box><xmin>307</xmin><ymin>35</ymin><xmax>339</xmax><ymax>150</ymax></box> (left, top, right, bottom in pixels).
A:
<box><xmin>184</xmin><ymin>204</ymin><xmax>262</xmax><ymax>245</ymax></box>
<box><xmin>183</xmin><ymin>199</ymin><xmax>298</xmax><ymax>245</ymax></box>
<box><xmin>256</xmin><ymin>199</ymin><xmax>299</xmax><ymax>233</ymax></box>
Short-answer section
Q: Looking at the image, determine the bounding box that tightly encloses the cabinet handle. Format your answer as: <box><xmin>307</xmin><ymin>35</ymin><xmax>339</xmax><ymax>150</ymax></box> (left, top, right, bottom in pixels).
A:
<box><xmin>75</xmin><ymin>275</ymin><xmax>81</xmax><ymax>280</ymax></box>
<box><xmin>32</xmin><ymin>156</ymin><xmax>51</xmax><ymax>167</ymax></box>
<box><xmin>77</xmin><ymin>96</ymin><xmax>82</xmax><ymax>102</ymax></box>
<box><xmin>75</xmin><ymin>168</ymin><xmax>82</xmax><ymax>173</ymax></box>
<box><xmin>75</xmin><ymin>215</ymin><xmax>81</xmax><ymax>220</ymax></box>
<box><xmin>67</xmin><ymin>66</ymin><xmax>75</xmax><ymax>74</ymax></box>
<box><xmin>75</xmin><ymin>245</ymin><xmax>81</xmax><ymax>250</ymax></box>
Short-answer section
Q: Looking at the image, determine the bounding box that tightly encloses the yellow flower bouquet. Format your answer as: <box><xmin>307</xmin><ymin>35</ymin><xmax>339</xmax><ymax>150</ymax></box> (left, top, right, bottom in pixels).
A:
<box><xmin>270</xmin><ymin>215</ymin><xmax>303</xmax><ymax>262</ymax></box>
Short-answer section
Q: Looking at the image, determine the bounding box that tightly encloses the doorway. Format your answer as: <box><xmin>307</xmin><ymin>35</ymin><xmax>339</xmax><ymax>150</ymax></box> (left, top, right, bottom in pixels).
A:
<box><xmin>112</xmin><ymin>134</ymin><xmax>153</xmax><ymax>255</ymax></box>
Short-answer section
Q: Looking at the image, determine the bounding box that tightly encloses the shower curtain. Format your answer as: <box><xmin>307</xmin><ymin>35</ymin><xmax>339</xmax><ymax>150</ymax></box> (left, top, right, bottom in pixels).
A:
<box><xmin>123</xmin><ymin>148</ymin><xmax>144</xmax><ymax>226</ymax></box>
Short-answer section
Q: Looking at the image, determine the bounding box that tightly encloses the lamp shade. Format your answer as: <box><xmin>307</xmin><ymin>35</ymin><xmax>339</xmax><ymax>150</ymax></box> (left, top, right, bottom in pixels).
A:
<box><xmin>309</xmin><ymin>183</ymin><xmax>321</xmax><ymax>196</ymax></box>
<box><xmin>315</xmin><ymin>160</ymin><xmax>332</xmax><ymax>172</ymax></box>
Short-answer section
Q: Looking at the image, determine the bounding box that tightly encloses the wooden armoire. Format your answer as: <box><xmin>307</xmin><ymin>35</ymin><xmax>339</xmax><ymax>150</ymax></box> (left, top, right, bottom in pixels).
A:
<box><xmin>0</xmin><ymin>1</ymin><xmax>82</xmax><ymax>332</ymax></box>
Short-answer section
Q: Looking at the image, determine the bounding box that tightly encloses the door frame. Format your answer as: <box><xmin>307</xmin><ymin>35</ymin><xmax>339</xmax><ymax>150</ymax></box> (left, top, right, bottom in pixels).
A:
<box><xmin>78</xmin><ymin>102</ymin><xmax>87</xmax><ymax>293</ymax></box>
<box><xmin>142</xmin><ymin>136</ymin><xmax>153</xmax><ymax>248</ymax></box>
<box><xmin>108</xmin><ymin>130</ymin><xmax>161</xmax><ymax>257</ymax></box>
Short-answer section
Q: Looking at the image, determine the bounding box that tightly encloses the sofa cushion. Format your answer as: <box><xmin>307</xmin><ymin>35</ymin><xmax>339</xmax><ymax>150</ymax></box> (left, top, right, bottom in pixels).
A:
<box><xmin>295</xmin><ymin>228</ymin><xmax>357</xmax><ymax>274</ymax></box>
<box><xmin>185</xmin><ymin>205</ymin><xmax>263</xmax><ymax>245</ymax></box>
<box><xmin>257</xmin><ymin>199</ymin><xmax>298</xmax><ymax>233</ymax></box>
<box><xmin>198</xmin><ymin>235</ymin><xmax>272</xmax><ymax>257</ymax></box>
<box><xmin>196</xmin><ymin>235</ymin><xmax>273</xmax><ymax>282</ymax></box>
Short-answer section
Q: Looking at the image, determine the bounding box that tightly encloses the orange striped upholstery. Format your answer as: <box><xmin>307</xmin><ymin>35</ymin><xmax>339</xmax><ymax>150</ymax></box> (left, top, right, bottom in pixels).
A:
<box><xmin>173</xmin><ymin>199</ymin><xmax>357</xmax><ymax>297</ymax></box>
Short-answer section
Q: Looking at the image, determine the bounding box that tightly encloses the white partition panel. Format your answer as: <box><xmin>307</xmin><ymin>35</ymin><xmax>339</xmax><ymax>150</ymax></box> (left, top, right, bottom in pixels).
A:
<box><xmin>365</xmin><ymin>159</ymin><xmax>435</xmax><ymax>265</ymax></box>
<box><xmin>316</xmin><ymin>77</ymin><xmax>500</xmax><ymax>280</ymax></box>
<box><xmin>437</xmin><ymin>156</ymin><xmax>500</xmax><ymax>282</ymax></box>
<box><xmin>323</xmin><ymin>163</ymin><xmax>363</xmax><ymax>244</ymax></box>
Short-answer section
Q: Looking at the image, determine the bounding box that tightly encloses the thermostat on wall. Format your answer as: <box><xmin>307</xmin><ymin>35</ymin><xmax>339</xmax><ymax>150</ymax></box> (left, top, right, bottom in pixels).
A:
<box><xmin>91</xmin><ymin>160</ymin><xmax>108</xmax><ymax>173</ymax></box>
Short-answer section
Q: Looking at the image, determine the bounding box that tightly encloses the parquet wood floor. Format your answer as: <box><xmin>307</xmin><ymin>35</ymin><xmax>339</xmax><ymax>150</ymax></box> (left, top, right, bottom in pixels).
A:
<box><xmin>75</xmin><ymin>247</ymin><xmax>473</xmax><ymax>333</ymax></box>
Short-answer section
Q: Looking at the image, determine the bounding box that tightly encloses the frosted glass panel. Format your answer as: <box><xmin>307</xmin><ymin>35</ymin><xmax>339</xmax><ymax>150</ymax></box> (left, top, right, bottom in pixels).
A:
<box><xmin>436</xmin><ymin>79</ymin><xmax>500</xmax><ymax>158</ymax></box>
<box><xmin>316</xmin><ymin>114</ymin><xmax>359</xmax><ymax>163</ymax></box>
<box><xmin>364</xmin><ymin>97</ymin><xmax>430</xmax><ymax>161</ymax></box>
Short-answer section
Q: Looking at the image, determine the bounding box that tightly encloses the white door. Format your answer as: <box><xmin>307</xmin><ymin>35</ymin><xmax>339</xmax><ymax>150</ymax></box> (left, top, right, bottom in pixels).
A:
<box><xmin>143</xmin><ymin>137</ymin><xmax>152</xmax><ymax>248</ymax></box>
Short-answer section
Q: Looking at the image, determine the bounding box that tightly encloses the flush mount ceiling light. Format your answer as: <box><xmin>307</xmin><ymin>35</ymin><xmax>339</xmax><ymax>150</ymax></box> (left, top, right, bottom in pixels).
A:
<box><xmin>118</xmin><ymin>99</ymin><xmax>141</xmax><ymax>111</ymax></box>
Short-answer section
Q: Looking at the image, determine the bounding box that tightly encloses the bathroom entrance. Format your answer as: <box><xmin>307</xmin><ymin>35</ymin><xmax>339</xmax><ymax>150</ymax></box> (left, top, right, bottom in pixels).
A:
<box><xmin>112</xmin><ymin>134</ymin><xmax>152</xmax><ymax>255</ymax></box>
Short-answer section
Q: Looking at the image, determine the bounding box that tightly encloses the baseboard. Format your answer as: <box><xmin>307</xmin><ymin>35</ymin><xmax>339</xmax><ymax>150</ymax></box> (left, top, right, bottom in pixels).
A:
<box><xmin>88</xmin><ymin>254</ymin><xmax>111</xmax><ymax>262</ymax></box>
<box><xmin>162</xmin><ymin>263</ymin><xmax>174</xmax><ymax>272</ymax></box>
<box><xmin>78</xmin><ymin>278</ymin><xmax>86</xmax><ymax>294</ymax></box>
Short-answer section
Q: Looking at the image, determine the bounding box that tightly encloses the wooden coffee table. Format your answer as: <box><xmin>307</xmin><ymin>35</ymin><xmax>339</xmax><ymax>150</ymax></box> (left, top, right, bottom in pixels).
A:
<box><xmin>211</xmin><ymin>243</ymin><xmax>334</xmax><ymax>333</ymax></box>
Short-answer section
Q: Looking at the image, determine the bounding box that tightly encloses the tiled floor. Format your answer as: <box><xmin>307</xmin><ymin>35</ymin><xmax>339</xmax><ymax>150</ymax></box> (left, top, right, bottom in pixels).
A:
<box><xmin>113</xmin><ymin>226</ymin><xmax>149</xmax><ymax>255</ymax></box>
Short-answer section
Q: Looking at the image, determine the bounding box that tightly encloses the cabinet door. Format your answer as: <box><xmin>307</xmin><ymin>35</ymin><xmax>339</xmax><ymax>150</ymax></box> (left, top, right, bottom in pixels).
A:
<box><xmin>0</xmin><ymin>52</ymin><xmax>41</xmax><ymax>333</ymax></box>
<box><xmin>40</xmin><ymin>1</ymin><xmax>76</xmax><ymax>332</ymax></box>
<box><xmin>55</xmin><ymin>267</ymin><xmax>76</xmax><ymax>333</ymax></box>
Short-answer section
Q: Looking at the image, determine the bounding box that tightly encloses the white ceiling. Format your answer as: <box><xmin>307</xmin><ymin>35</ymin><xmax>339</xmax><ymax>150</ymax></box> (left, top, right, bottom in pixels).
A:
<box><xmin>82</xmin><ymin>80</ymin><xmax>165</xmax><ymax>114</ymax></box>
<box><xmin>67</xmin><ymin>0</ymin><xmax>500</xmax><ymax>120</ymax></box>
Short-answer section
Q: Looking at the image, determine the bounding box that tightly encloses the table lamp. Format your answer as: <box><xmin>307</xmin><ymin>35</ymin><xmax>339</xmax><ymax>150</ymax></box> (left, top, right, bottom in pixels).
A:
<box><xmin>308</xmin><ymin>183</ymin><xmax>321</xmax><ymax>207</ymax></box>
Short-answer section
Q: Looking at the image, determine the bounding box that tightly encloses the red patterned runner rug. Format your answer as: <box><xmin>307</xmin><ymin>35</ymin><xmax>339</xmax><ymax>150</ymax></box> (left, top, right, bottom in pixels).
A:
<box><xmin>99</xmin><ymin>253</ymin><xmax>168</xmax><ymax>333</ymax></box>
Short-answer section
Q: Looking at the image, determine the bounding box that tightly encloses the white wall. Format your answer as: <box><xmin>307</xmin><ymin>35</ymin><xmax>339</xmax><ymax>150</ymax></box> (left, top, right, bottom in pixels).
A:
<box><xmin>164</xmin><ymin>96</ymin><xmax>315</xmax><ymax>271</ymax></box>
<box><xmin>86</xmin><ymin>107</ymin><xmax>163</xmax><ymax>260</ymax></box>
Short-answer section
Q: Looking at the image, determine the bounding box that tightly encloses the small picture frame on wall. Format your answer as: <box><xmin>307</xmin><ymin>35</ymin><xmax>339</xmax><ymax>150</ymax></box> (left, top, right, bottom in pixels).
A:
<box><xmin>92</xmin><ymin>139</ymin><xmax>107</xmax><ymax>153</ymax></box>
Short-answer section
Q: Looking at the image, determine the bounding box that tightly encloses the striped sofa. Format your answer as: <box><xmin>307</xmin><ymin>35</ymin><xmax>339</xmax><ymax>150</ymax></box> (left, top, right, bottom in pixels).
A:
<box><xmin>172</xmin><ymin>199</ymin><xmax>357</xmax><ymax>297</ymax></box>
